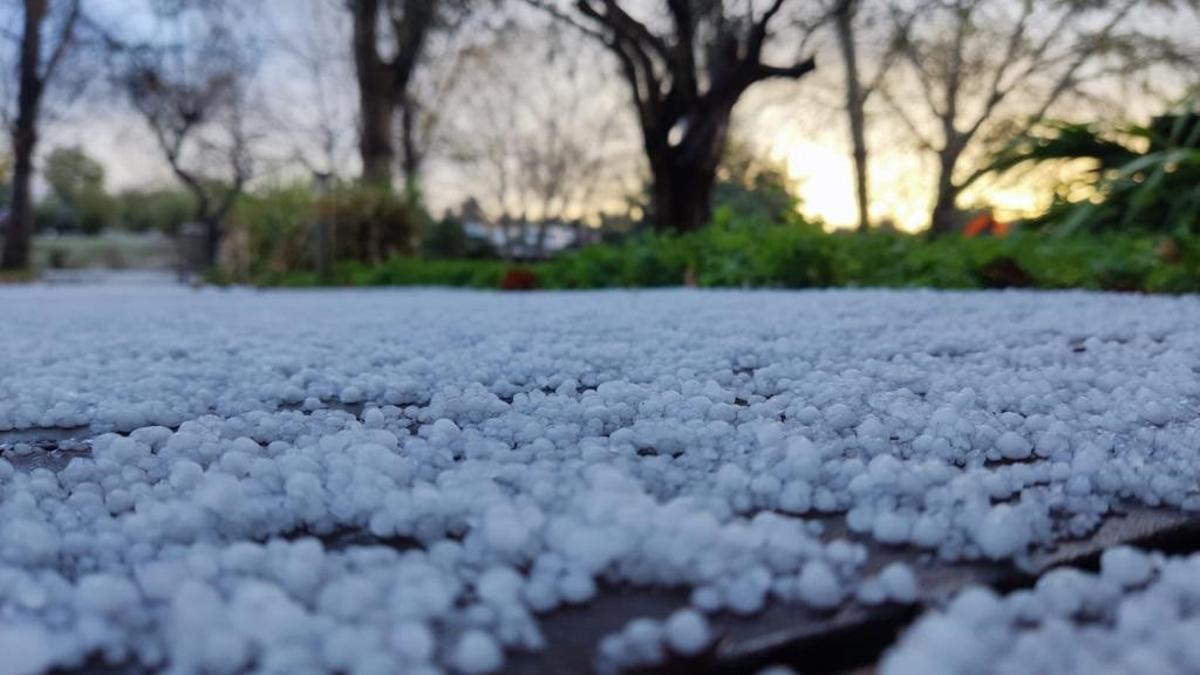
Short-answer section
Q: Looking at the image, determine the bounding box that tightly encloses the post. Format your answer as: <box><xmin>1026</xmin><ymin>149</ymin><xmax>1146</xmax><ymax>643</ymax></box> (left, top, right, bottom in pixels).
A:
<box><xmin>176</xmin><ymin>221</ymin><xmax>207</xmax><ymax>284</ymax></box>
<box><xmin>312</xmin><ymin>171</ymin><xmax>332</xmax><ymax>283</ymax></box>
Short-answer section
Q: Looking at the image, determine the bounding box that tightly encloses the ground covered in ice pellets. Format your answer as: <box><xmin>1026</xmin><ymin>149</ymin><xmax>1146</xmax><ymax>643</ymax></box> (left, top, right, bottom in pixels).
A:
<box><xmin>2</xmin><ymin>285</ymin><xmax>1200</xmax><ymax>674</ymax></box>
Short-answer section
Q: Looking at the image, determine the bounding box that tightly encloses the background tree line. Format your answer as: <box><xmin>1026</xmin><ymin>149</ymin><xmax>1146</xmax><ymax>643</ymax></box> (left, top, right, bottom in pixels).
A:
<box><xmin>0</xmin><ymin>0</ymin><xmax>1196</xmax><ymax>272</ymax></box>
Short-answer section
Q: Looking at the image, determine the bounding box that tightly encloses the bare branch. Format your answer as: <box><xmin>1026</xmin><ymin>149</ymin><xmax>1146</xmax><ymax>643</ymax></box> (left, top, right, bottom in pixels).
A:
<box><xmin>755</xmin><ymin>56</ymin><xmax>816</xmax><ymax>81</ymax></box>
<box><xmin>40</xmin><ymin>0</ymin><xmax>81</xmax><ymax>83</ymax></box>
<box><xmin>747</xmin><ymin>0</ymin><xmax>788</xmax><ymax>60</ymax></box>
<box><xmin>522</xmin><ymin>0</ymin><xmax>608</xmax><ymax>41</ymax></box>
<box><xmin>595</xmin><ymin>0</ymin><xmax>672</xmax><ymax>63</ymax></box>
<box><xmin>878</xmin><ymin>85</ymin><xmax>937</xmax><ymax>152</ymax></box>
<box><xmin>1026</xmin><ymin>0</ymin><xmax>1141</xmax><ymax>125</ymax></box>
<box><xmin>888</xmin><ymin>5</ymin><xmax>943</xmax><ymax>119</ymax></box>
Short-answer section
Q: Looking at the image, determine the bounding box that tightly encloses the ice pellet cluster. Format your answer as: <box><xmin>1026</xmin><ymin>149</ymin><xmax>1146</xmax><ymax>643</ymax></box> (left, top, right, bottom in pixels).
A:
<box><xmin>882</xmin><ymin>547</ymin><xmax>1200</xmax><ymax>674</ymax></box>
<box><xmin>595</xmin><ymin>608</ymin><xmax>712</xmax><ymax>672</ymax></box>
<box><xmin>2</xmin><ymin>285</ymin><xmax>1200</xmax><ymax>673</ymax></box>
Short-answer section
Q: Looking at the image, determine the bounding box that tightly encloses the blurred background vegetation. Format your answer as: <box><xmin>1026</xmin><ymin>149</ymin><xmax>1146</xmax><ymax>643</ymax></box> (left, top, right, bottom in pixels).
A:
<box><xmin>1</xmin><ymin>0</ymin><xmax>1198</xmax><ymax>292</ymax></box>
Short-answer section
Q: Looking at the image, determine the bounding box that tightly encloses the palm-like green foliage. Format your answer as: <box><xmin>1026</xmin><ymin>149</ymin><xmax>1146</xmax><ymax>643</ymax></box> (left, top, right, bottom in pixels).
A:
<box><xmin>989</xmin><ymin>110</ymin><xmax>1200</xmax><ymax>234</ymax></box>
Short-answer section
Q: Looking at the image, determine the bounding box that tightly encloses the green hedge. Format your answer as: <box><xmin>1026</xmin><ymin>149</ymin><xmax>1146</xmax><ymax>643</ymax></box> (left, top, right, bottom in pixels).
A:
<box><xmin>257</xmin><ymin>217</ymin><xmax>1200</xmax><ymax>294</ymax></box>
<box><xmin>534</xmin><ymin>219</ymin><xmax>1200</xmax><ymax>293</ymax></box>
<box><xmin>255</xmin><ymin>258</ymin><xmax>510</xmax><ymax>289</ymax></box>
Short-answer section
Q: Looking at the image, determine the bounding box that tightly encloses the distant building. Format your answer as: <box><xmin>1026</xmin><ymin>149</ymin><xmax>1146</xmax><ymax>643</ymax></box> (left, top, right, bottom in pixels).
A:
<box><xmin>462</xmin><ymin>218</ymin><xmax>598</xmax><ymax>260</ymax></box>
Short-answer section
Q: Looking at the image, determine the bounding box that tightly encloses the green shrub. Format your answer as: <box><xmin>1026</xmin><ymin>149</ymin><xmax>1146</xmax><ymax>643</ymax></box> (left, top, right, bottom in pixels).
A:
<box><xmin>222</xmin><ymin>183</ymin><xmax>433</xmax><ymax>284</ymax></box>
<box><xmin>115</xmin><ymin>189</ymin><xmax>196</xmax><ymax>234</ymax></box>
<box><xmin>987</xmin><ymin>109</ymin><xmax>1200</xmax><ymax>235</ymax></box>
<box><xmin>315</xmin><ymin>185</ymin><xmax>423</xmax><ymax>265</ymax></box>
<box><xmin>225</xmin><ymin>183</ymin><xmax>314</xmax><ymax>282</ymax></box>
<box><xmin>421</xmin><ymin>216</ymin><xmax>497</xmax><ymax>259</ymax></box>
<box><xmin>327</xmin><ymin>257</ymin><xmax>508</xmax><ymax>288</ymax></box>
<box><xmin>257</xmin><ymin>208</ymin><xmax>1200</xmax><ymax>295</ymax></box>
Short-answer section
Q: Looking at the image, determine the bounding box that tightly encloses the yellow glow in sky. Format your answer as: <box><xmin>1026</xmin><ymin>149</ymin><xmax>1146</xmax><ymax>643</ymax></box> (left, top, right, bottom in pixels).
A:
<box><xmin>777</xmin><ymin>141</ymin><xmax>859</xmax><ymax>227</ymax></box>
<box><xmin>774</xmin><ymin>132</ymin><xmax>1051</xmax><ymax>232</ymax></box>
<box><xmin>775</xmin><ymin>135</ymin><xmax>931</xmax><ymax>232</ymax></box>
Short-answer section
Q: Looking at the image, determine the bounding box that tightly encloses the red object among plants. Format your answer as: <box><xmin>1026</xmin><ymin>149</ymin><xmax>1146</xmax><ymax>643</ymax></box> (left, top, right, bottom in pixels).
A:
<box><xmin>500</xmin><ymin>267</ymin><xmax>539</xmax><ymax>291</ymax></box>
<box><xmin>963</xmin><ymin>213</ymin><xmax>1010</xmax><ymax>238</ymax></box>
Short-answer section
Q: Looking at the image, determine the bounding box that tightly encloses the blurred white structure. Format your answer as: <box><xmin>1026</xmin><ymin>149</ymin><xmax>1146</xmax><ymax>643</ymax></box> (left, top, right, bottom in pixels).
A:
<box><xmin>463</xmin><ymin>219</ymin><xmax>597</xmax><ymax>259</ymax></box>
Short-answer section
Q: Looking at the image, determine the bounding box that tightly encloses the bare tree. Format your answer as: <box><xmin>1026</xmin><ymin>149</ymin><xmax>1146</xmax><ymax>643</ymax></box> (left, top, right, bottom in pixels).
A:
<box><xmin>269</xmin><ymin>0</ymin><xmax>357</xmax><ymax>179</ymax></box>
<box><xmin>1</xmin><ymin>0</ymin><xmax>80</xmax><ymax>271</ymax></box>
<box><xmin>443</xmin><ymin>28</ymin><xmax>632</xmax><ymax>257</ymax></box>
<box><xmin>880</xmin><ymin>0</ymin><xmax>1200</xmax><ymax>235</ymax></box>
<box><xmin>118</xmin><ymin>6</ymin><xmax>257</xmax><ymax>267</ymax></box>
<box><xmin>828</xmin><ymin>0</ymin><xmax>896</xmax><ymax>232</ymax></box>
<box><xmin>831</xmin><ymin>0</ymin><xmax>868</xmax><ymax>231</ymax></box>
<box><xmin>393</xmin><ymin>9</ymin><xmax>486</xmax><ymax>204</ymax></box>
<box><xmin>350</xmin><ymin>0</ymin><xmax>484</xmax><ymax>195</ymax></box>
<box><xmin>531</xmin><ymin>0</ymin><xmax>819</xmax><ymax>233</ymax></box>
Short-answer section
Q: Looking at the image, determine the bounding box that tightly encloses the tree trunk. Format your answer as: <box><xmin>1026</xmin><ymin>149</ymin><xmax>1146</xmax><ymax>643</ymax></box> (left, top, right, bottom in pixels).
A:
<box><xmin>3</xmin><ymin>121</ymin><xmax>39</xmax><ymax>271</ymax></box>
<box><xmin>563</xmin><ymin>0</ymin><xmax>815</xmax><ymax>234</ymax></box>
<box><xmin>181</xmin><ymin>191</ymin><xmax>221</xmax><ymax>270</ymax></box>
<box><xmin>929</xmin><ymin>173</ymin><xmax>961</xmax><ymax>236</ymax></box>
<box><xmin>534</xmin><ymin>221</ymin><xmax>549</xmax><ymax>259</ymax></box>
<box><xmin>1</xmin><ymin>0</ymin><xmax>47</xmax><ymax>271</ymax></box>
<box><xmin>204</xmin><ymin>216</ymin><xmax>222</xmax><ymax>269</ymax></box>
<box><xmin>647</xmin><ymin>107</ymin><xmax>730</xmax><ymax>234</ymax></box>
<box><xmin>848</xmin><ymin>118</ymin><xmax>870</xmax><ymax>232</ymax></box>
<box><xmin>925</xmin><ymin>104</ymin><xmax>973</xmax><ymax>235</ymax></box>
<box><xmin>517</xmin><ymin>213</ymin><xmax>530</xmax><ymax>259</ymax></box>
<box><xmin>651</xmin><ymin>163</ymin><xmax>716</xmax><ymax>234</ymax></box>
<box><xmin>833</xmin><ymin>0</ymin><xmax>870</xmax><ymax>232</ymax></box>
<box><xmin>352</xmin><ymin>0</ymin><xmax>395</xmax><ymax>188</ymax></box>
<box><xmin>359</xmin><ymin>91</ymin><xmax>395</xmax><ymax>187</ymax></box>
<box><xmin>400</xmin><ymin>96</ymin><xmax>421</xmax><ymax>203</ymax></box>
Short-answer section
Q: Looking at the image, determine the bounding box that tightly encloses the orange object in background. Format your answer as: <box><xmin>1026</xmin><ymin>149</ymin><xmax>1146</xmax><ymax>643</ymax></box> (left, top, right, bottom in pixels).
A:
<box><xmin>963</xmin><ymin>213</ymin><xmax>1009</xmax><ymax>238</ymax></box>
<box><xmin>500</xmin><ymin>267</ymin><xmax>539</xmax><ymax>291</ymax></box>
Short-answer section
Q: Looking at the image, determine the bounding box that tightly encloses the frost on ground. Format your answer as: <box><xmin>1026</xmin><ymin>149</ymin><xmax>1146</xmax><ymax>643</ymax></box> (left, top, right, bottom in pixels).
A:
<box><xmin>1</xmin><ymin>285</ymin><xmax>1200</xmax><ymax>674</ymax></box>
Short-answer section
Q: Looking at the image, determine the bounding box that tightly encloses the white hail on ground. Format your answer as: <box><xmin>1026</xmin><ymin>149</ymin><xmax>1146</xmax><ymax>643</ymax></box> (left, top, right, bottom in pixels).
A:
<box><xmin>1</xmin><ymin>285</ymin><xmax>1199</xmax><ymax>674</ymax></box>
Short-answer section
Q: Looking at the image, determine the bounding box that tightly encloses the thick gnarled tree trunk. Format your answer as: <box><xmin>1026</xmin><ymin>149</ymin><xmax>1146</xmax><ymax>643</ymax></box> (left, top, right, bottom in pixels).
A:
<box><xmin>647</xmin><ymin>105</ymin><xmax>732</xmax><ymax>233</ymax></box>
<box><xmin>652</xmin><ymin>166</ymin><xmax>716</xmax><ymax>235</ymax></box>
<box><xmin>553</xmin><ymin>0</ymin><xmax>816</xmax><ymax>234</ymax></box>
